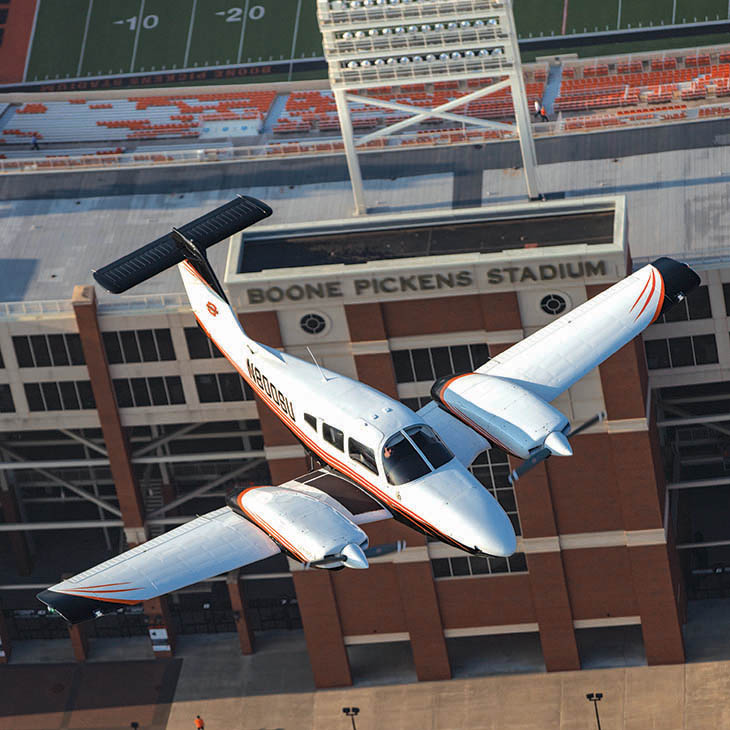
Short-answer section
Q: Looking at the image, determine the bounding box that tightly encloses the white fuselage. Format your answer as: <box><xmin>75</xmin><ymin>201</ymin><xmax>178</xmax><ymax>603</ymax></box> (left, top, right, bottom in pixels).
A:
<box><xmin>180</xmin><ymin>260</ymin><xmax>516</xmax><ymax>557</ymax></box>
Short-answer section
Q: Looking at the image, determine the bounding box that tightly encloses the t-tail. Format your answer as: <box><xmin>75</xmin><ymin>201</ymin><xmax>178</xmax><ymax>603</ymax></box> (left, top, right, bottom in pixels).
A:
<box><xmin>93</xmin><ymin>196</ymin><xmax>275</xmax><ymax>358</ymax></box>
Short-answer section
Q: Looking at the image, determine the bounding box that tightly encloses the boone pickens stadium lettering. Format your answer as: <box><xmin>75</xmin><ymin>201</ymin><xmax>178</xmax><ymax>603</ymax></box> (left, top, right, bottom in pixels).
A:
<box><xmin>246</xmin><ymin>359</ymin><xmax>296</xmax><ymax>421</ymax></box>
<box><xmin>245</xmin><ymin>261</ymin><xmax>608</xmax><ymax>304</ymax></box>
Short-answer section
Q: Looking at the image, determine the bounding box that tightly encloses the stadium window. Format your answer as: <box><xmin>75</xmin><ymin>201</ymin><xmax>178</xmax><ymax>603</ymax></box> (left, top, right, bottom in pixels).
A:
<box><xmin>645</xmin><ymin>335</ymin><xmax>718</xmax><ymax>369</ymax></box>
<box><xmin>659</xmin><ymin>285</ymin><xmax>711</xmax><ymax>322</ymax></box>
<box><xmin>184</xmin><ymin>326</ymin><xmax>223</xmax><ymax>359</ymax></box>
<box><xmin>0</xmin><ymin>347</ymin><xmax>4</xmax><ymax>368</ymax></box>
<box><xmin>470</xmin><ymin>448</ymin><xmax>521</xmax><ymax>536</ymax></box>
<box><xmin>103</xmin><ymin>329</ymin><xmax>175</xmax><ymax>364</ymax></box>
<box><xmin>194</xmin><ymin>373</ymin><xmax>251</xmax><ymax>403</ymax></box>
<box><xmin>24</xmin><ymin>381</ymin><xmax>95</xmax><ymax>412</ymax></box>
<box><xmin>431</xmin><ymin>552</ymin><xmax>527</xmax><ymax>579</ymax></box>
<box><xmin>12</xmin><ymin>334</ymin><xmax>85</xmax><ymax>367</ymax></box>
<box><xmin>113</xmin><ymin>376</ymin><xmax>185</xmax><ymax>407</ymax></box>
<box><xmin>0</xmin><ymin>384</ymin><xmax>14</xmax><ymax>413</ymax></box>
<box><xmin>0</xmin><ymin>9</ymin><xmax>7</xmax><ymax>23</ymax></box>
<box><xmin>391</xmin><ymin>343</ymin><xmax>489</xmax><ymax>383</ymax></box>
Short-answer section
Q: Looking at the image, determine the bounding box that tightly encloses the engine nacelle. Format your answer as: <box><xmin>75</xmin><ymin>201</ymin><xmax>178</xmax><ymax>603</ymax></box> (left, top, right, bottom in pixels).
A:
<box><xmin>432</xmin><ymin>373</ymin><xmax>569</xmax><ymax>459</ymax></box>
<box><xmin>228</xmin><ymin>485</ymin><xmax>368</xmax><ymax>568</ymax></box>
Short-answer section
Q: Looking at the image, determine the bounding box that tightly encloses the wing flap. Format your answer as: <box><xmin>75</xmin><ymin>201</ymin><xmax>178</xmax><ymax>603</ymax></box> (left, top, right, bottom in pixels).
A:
<box><xmin>38</xmin><ymin>507</ymin><xmax>279</xmax><ymax>623</ymax></box>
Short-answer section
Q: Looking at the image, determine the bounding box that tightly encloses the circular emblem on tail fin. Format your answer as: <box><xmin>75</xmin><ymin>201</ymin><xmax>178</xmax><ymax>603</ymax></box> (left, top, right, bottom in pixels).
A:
<box><xmin>207</xmin><ymin>301</ymin><xmax>219</xmax><ymax>316</ymax></box>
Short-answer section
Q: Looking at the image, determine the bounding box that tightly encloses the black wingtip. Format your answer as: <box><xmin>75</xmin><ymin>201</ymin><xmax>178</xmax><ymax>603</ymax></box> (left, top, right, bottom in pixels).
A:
<box><xmin>36</xmin><ymin>589</ymin><xmax>131</xmax><ymax>625</ymax></box>
<box><xmin>651</xmin><ymin>257</ymin><xmax>701</xmax><ymax>318</ymax></box>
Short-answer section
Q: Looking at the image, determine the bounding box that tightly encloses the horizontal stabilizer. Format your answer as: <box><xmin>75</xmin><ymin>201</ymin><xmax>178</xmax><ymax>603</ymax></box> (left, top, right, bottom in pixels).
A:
<box><xmin>93</xmin><ymin>195</ymin><xmax>272</xmax><ymax>293</ymax></box>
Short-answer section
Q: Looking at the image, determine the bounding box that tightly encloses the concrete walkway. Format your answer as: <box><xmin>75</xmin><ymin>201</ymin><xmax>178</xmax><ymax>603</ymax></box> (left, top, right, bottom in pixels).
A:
<box><xmin>165</xmin><ymin>660</ymin><xmax>730</xmax><ymax>730</ymax></box>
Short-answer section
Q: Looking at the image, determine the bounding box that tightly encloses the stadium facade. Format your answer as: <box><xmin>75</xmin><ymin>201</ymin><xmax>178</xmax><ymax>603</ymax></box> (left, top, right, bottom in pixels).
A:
<box><xmin>2</xmin><ymin>176</ymin><xmax>724</xmax><ymax>686</ymax></box>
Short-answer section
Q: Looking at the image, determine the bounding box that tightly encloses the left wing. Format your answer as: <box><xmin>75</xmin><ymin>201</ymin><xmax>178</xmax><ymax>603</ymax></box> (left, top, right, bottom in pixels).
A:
<box><xmin>37</xmin><ymin>507</ymin><xmax>280</xmax><ymax>624</ymax></box>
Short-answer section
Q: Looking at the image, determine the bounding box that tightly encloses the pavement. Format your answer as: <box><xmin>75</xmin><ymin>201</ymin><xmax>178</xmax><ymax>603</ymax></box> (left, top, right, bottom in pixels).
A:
<box><xmin>4</xmin><ymin>600</ymin><xmax>730</xmax><ymax>729</ymax></box>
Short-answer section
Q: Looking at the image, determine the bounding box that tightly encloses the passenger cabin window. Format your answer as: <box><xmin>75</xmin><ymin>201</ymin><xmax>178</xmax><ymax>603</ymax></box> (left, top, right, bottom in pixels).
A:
<box><xmin>406</xmin><ymin>425</ymin><xmax>453</xmax><ymax>469</ymax></box>
<box><xmin>348</xmin><ymin>438</ymin><xmax>378</xmax><ymax>475</ymax></box>
<box><xmin>304</xmin><ymin>413</ymin><xmax>317</xmax><ymax>430</ymax></box>
<box><xmin>323</xmin><ymin>423</ymin><xmax>344</xmax><ymax>451</ymax></box>
<box><xmin>382</xmin><ymin>431</ymin><xmax>430</xmax><ymax>485</ymax></box>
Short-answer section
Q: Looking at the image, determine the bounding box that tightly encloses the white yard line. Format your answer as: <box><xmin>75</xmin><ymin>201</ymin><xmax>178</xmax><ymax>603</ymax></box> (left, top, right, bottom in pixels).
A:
<box><xmin>129</xmin><ymin>0</ymin><xmax>145</xmax><ymax>72</ymax></box>
<box><xmin>183</xmin><ymin>0</ymin><xmax>198</xmax><ymax>68</ymax></box>
<box><xmin>288</xmin><ymin>0</ymin><xmax>303</xmax><ymax>81</ymax></box>
<box><xmin>22</xmin><ymin>0</ymin><xmax>43</xmax><ymax>82</ymax></box>
<box><xmin>76</xmin><ymin>0</ymin><xmax>94</xmax><ymax>77</ymax></box>
<box><xmin>237</xmin><ymin>0</ymin><xmax>251</xmax><ymax>64</ymax></box>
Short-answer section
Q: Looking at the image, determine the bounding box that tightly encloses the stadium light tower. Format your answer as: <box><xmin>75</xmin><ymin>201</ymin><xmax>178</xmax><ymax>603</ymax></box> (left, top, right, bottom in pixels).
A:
<box><xmin>317</xmin><ymin>0</ymin><xmax>540</xmax><ymax>214</ymax></box>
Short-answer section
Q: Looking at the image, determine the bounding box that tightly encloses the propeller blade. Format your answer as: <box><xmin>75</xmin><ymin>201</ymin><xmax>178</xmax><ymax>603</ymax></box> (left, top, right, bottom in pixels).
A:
<box><xmin>508</xmin><ymin>447</ymin><xmax>550</xmax><ymax>485</ymax></box>
<box><xmin>364</xmin><ymin>540</ymin><xmax>406</xmax><ymax>559</ymax></box>
<box><xmin>567</xmin><ymin>411</ymin><xmax>606</xmax><ymax>438</ymax></box>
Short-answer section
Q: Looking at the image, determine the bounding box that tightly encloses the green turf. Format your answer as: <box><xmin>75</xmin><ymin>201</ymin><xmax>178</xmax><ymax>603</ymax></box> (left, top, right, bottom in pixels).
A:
<box><xmin>294</xmin><ymin>0</ymin><xmax>325</xmax><ymax>58</ymax></box>
<box><xmin>620</xmin><ymin>0</ymin><xmax>673</xmax><ymax>29</ymax></box>
<box><xmin>186</xmin><ymin>1</ymin><xmax>246</xmax><ymax>68</ymax></box>
<box><xmin>513</xmin><ymin>0</ymin><xmax>563</xmax><ymax>38</ymax></box>
<box><xmin>566</xmin><ymin>0</ymin><xmax>620</xmax><ymax>34</ymax></box>
<box><xmin>80</xmin><ymin>0</ymin><xmax>143</xmax><ymax>76</ymax></box>
<box><xmin>133</xmin><ymin>0</ymin><xmax>195</xmax><ymax>72</ymax></box>
<box><xmin>25</xmin><ymin>0</ymin><xmax>89</xmax><ymax>81</ymax></box>
<box><xmin>674</xmin><ymin>0</ymin><xmax>729</xmax><ymax>23</ymax></box>
<box><xmin>239</xmin><ymin>0</ymin><xmax>302</xmax><ymax>63</ymax></box>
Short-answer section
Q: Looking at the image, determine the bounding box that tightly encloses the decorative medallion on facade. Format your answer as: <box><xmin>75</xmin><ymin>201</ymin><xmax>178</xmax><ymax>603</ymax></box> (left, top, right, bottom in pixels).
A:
<box><xmin>300</xmin><ymin>313</ymin><xmax>327</xmax><ymax>335</ymax></box>
<box><xmin>540</xmin><ymin>294</ymin><xmax>567</xmax><ymax>315</ymax></box>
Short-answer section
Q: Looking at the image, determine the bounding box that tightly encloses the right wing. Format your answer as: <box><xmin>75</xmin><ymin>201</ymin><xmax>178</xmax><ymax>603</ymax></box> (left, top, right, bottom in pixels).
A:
<box><xmin>476</xmin><ymin>257</ymin><xmax>699</xmax><ymax>402</ymax></box>
<box><xmin>37</xmin><ymin>507</ymin><xmax>280</xmax><ymax>624</ymax></box>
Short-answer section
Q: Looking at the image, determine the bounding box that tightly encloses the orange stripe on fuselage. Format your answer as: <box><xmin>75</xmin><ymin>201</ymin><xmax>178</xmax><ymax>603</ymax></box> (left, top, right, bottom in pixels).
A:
<box><xmin>634</xmin><ymin>269</ymin><xmax>656</xmax><ymax>321</ymax></box>
<box><xmin>630</xmin><ymin>272</ymin><xmax>652</xmax><ymax>312</ymax></box>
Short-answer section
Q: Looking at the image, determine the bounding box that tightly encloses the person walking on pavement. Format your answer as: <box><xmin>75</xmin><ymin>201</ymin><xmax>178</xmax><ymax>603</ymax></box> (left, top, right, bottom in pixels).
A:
<box><xmin>194</xmin><ymin>716</ymin><xmax>205</xmax><ymax>729</ymax></box>
<box><xmin>540</xmin><ymin>105</ymin><xmax>549</xmax><ymax>122</ymax></box>
<box><xmin>30</xmin><ymin>134</ymin><xmax>40</xmax><ymax>151</ymax></box>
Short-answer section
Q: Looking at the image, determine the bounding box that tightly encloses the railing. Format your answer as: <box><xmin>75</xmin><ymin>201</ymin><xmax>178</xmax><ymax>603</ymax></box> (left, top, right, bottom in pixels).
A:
<box><xmin>0</xmin><ymin>299</ymin><xmax>74</xmax><ymax>319</ymax></box>
<box><xmin>2</xmin><ymin>97</ymin><xmax>730</xmax><ymax>176</ymax></box>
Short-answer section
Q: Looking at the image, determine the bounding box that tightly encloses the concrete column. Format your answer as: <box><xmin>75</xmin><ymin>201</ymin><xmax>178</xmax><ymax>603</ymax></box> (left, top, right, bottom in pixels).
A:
<box><xmin>68</xmin><ymin>623</ymin><xmax>89</xmax><ymax>662</ymax></box>
<box><xmin>227</xmin><ymin>569</ymin><xmax>255</xmax><ymax>654</ymax></box>
<box><xmin>143</xmin><ymin>595</ymin><xmax>176</xmax><ymax>658</ymax></box>
<box><xmin>292</xmin><ymin>569</ymin><xmax>352</xmax><ymax>688</ymax></box>
<box><xmin>72</xmin><ymin>285</ymin><xmax>146</xmax><ymax>536</ymax></box>
<box><xmin>514</xmin><ymin>462</ymin><xmax>580</xmax><ymax>671</ymax></box>
<box><xmin>0</xmin><ymin>608</ymin><xmax>11</xmax><ymax>663</ymax></box>
<box><xmin>345</xmin><ymin>303</ymin><xmax>398</xmax><ymax>398</ymax></box>
<box><xmin>396</xmin><ymin>561</ymin><xmax>451</xmax><ymax>681</ymax></box>
<box><xmin>0</xmin><ymin>483</ymin><xmax>32</xmax><ymax>575</ymax></box>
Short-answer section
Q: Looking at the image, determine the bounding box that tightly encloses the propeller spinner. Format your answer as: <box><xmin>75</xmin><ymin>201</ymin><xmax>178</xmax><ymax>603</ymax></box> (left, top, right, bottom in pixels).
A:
<box><xmin>508</xmin><ymin>412</ymin><xmax>606</xmax><ymax>485</ymax></box>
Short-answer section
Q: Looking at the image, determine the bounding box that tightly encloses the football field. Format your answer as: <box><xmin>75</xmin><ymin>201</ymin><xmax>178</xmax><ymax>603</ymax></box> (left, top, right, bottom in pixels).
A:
<box><xmin>24</xmin><ymin>0</ymin><xmax>323</xmax><ymax>82</ymax></box>
<box><xmin>21</xmin><ymin>0</ymin><xmax>730</xmax><ymax>84</ymax></box>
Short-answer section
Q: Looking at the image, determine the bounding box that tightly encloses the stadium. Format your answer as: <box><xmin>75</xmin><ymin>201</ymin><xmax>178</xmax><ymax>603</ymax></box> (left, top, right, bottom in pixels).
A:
<box><xmin>1</xmin><ymin>0</ymin><xmax>730</xmax><ymax>728</ymax></box>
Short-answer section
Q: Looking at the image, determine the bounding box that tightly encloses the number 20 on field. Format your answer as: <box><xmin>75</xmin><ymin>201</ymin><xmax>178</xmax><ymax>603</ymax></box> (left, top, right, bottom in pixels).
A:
<box><xmin>217</xmin><ymin>6</ymin><xmax>266</xmax><ymax>22</ymax></box>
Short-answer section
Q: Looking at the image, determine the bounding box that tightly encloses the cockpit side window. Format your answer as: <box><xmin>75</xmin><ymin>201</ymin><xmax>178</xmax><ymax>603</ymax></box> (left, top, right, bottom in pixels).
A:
<box><xmin>348</xmin><ymin>438</ymin><xmax>378</xmax><ymax>475</ymax></box>
<box><xmin>304</xmin><ymin>413</ymin><xmax>317</xmax><ymax>430</ymax></box>
<box><xmin>323</xmin><ymin>423</ymin><xmax>344</xmax><ymax>451</ymax></box>
<box><xmin>406</xmin><ymin>425</ymin><xmax>454</xmax><ymax>469</ymax></box>
<box><xmin>382</xmin><ymin>431</ymin><xmax>430</xmax><ymax>486</ymax></box>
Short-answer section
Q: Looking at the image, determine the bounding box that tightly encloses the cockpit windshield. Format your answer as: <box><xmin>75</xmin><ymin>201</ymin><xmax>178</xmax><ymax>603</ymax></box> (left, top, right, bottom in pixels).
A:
<box><xmin>405</xmin><ymin>425</ymin><xmax>454</xmax><ymax>470</ymax></box>
<box><xmin>382</xmin><ymin>432</ymin><xmax>430</xmax><ymax>486</ymax></box>
<box><xmin>382</xmin><ymin>424</ymin><xmax>454</xmax><ymax>486</ymax></box>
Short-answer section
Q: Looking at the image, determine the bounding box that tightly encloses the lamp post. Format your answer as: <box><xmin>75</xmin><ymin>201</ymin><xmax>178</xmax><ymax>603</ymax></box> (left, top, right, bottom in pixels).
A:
<box><xmin>586</xmin><ymin>692</ymin><xmax>603</xmax><ymax>730</ymax></box>
<box><xmin>342</xmin><ymin>706</ymin><xmax>360</xmax><ymax>730</ymax></box>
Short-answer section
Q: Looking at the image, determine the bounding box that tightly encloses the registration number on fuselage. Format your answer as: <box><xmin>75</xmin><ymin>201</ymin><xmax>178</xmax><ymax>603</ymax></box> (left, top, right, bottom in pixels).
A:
<box><xmin>246</xmin><ymin>359</ymin><xmax>296</xmax><ymax>421</ymax></box>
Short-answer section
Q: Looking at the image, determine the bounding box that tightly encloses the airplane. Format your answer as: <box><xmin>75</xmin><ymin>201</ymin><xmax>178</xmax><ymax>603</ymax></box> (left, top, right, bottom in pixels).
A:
<box><xmin>37</xmin><ymin>195</ymin><xmax>699</xmax><ymax>624</ymax></box>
